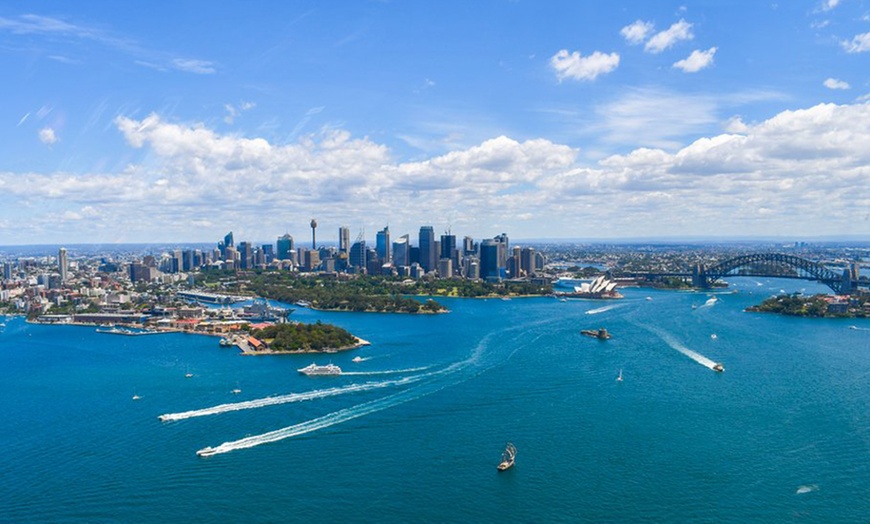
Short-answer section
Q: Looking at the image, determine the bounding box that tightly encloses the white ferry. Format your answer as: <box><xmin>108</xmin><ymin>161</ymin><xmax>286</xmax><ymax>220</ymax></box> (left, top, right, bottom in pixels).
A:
<box><xmin>298</xmin><ymin>363</ymin><xmax>342</xmax><ymax>376</ymax></box>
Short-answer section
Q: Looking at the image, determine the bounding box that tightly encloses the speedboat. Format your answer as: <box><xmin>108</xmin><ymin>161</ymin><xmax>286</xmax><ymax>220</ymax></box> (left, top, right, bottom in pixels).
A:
<box><xmin>298</xmin><ymin>363</ymin><xmax>342</xmax><ymax>376</ymax></box>
<box><xmin>616</xmin><ymin>369</ymin><xmax>623</xmax><ymax>382</ymax></box>
<box><xmin>231</xmin><ymin>388</ymin><xmax>241</xmax><ymax>394</ymax></box>
<box><xmin>132</xmin><ymin>394</ymin><xmax>141</xmax><ymax>401</ymax></box>
<box><xmin>352</xmin><ymin>356</ymin><xmax>364</xmax><ymax>363</ymax></box>
<box><xmin>712</xmin><ymin>363</ymin><xmax>724</xmax><ymax>372</ymax></box>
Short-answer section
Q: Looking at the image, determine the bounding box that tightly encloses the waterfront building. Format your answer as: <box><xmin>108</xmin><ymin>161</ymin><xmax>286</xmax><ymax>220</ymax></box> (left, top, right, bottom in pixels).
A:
<box><xmin>376</xmin><ymin>226</ymin><xmax>391</xmax><ymax>263</ymax></box>
<box><xmin>339</xmin><ymin>227</ymin><xmax>351</xmax><ymax>255</ymax></box>
<box><xmin>58</xmin><ymin>248</ymin><xmax>68</xmax><ymax>282</ymax></box>
<box><xmin>419</xmin><ymin>226</ymin><xmax>435</xmax><ymax>272</ymax></box>
<box><xmin>277</xmin><ymin>234</ymin><xmax>294</xmax><ymax>261</ymax></box>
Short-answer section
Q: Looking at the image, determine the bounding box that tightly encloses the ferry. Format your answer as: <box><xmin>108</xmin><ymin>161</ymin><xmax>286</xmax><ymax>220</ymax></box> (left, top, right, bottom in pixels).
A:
<box><xmin>712</xmin><ymin>363</ymin><xmax>724</xmax><ymax>372</ymax></box>
<box><xmin>581</xmin><ymin>327</ymin><xmax>611</xmax><ymax>340</ymax></box>
<box><xmin>298</xmin><ymin>363</ymin><xmax>342</xmax><ymax>376</ymax></box>
<box><xmin>497</xmin><ymin>443</ymin><xmax>517</xmax><ymax>471</ymax></box>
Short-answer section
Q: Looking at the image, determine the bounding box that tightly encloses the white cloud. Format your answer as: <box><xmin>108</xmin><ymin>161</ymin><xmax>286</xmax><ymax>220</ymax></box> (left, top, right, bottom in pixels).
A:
<box><xmin>645</xmin><ymin>19</ymin><xmax>694</xmax><ymax>53</ymax></box>
<box><xmin>171</xmin><ymin>58</ymin><xmax>216</xmax><ymax>74</ymax></box>
<box><xmin>2</xmin><ymin>102</ymin><xmax>870</xmax><ymax>242</ymax></box>
<box><xmin>823</xmin><ymin>78</ymin><xmax>850</xmax><ymax>90</ymax></box>
<box><xmin>620</xmin><ymin>20</ymin><xmax>654</xmax><ymax>44</ymax></box>
<box><xmin>673</xmin><ymin>47</ymin><xmax>717</xmax><ymax>72</ymax></box>
<box><xmin>38</xmin><ymin>127</ymin><xmax>58</xmax><ymax>145</ymax></box>
<box><xmin>550</xmin><ymin>49</ymin><xmax>620</xmax><ymax>82</ymax></box>
<box><xmin>842</xmin><ymin>31</ymin><xmax>870</xmax><ymax>53</ymax></box>
<box><xmin>224</xmin><ymin>101</ymin><xmax>257</xmax><ymax>124</ymax></box>
<box><xmin>821</xmin><ymin>0</ymin><xmax>840</xmax><ymax>11</ymax></box>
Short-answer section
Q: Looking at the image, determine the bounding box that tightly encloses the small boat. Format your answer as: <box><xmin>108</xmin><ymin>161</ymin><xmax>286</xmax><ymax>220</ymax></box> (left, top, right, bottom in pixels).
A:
<box><xmin>645</xmin><ymin>297</ymin><xmax>652</xmax><ymax>301</ymax></box>
<box><xmin>298</xmin><ymin>363</ymin><xmax>342</xmax><ymax>376</ymax></box>
<box><xmin>497</xmin><ymin>443</ymin><xmax>516</xmax><ymax>471</ymax></box>
<box><xmin>132</xmin><ymin>394</ymin><xmax>141</xmax><ymax>401</ymax></box>
<box><xmin>581</xmin><ymin>328</ymin><xmax>611</xmax><ymax>340</ymax></box>
<box><xmin>219</xmin><ymin>337</ymin><xmax>232</xmax><ymax>347</ymax></box>
<box><xmin>352</xmin><ymin>356</ymin><xmax>364</xmax><ymax>363</ymax></box>
<box><xmin>231</xmin><ymin>388</ymin><xmax>241</xmax><ymax>394</ymax></box>
<box><xmin>849</xmin><ymin>325</ymin><xmax>858</xmax><ymax>330</ymax></box>
<box><xmin>185</xmin><ymin>372</ymin><xmax>193</xmax><ymax>378</ymax></box>
<box><xmin>710</xmin><ymin>334</ymin><xmax>718</xmax><ymax>340</ymax></box>
<box><xmin>616</xmin><ymin>369</ymin><xmax>623</xmax><ymax>382</ymax></box>
<box><xmin>712</xmin><ymin>363</ymin><xmax>724</xmax><ymax>372</ymax></box>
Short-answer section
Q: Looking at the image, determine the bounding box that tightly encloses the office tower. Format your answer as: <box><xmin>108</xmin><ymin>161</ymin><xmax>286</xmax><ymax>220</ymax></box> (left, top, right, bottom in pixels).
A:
<box><xmin>376</xmin><ymin>226</ymin><xmax>391</xmax><ymax>263</ymax></box>
<box><xmin>521</xmin><ymin>247</ymin><xmax>536</xmax><ymax>277</ymax></box>
<box><xmin>438</xmin><ymin>258</ymin><xmax>453</xmax><ymax>278</ymax></box>
<box><xmin>495</xmin><ymin>233</ymin><xmax>509</xmax><ymax>270</ymax></box>
<box><xmin>463</xmin><ymin>236</ymin><xmax>475</xmax><ymax>255</ymax></box>
<box><xmin>261</xmin><ymin>244</ymin><xmax>274</xmax><ymax>264</ymax></box>
<box><xmin>479</xmin><ymin>239</ymin><xmax>500</xmax><ymax>281</ymax></box>
<box><xmin>182</xmin><ymin>250</ymin><xmax>194</xmax><ymax>272</ymax></box>
<box><xmin>350</xmin><ymin>240</ymin><xmax>367</xmax><ymax>271</ymax></box>
<box><xmin>238</xmin><ymin>242</ymin><xmax>252</xmax><ymax>270</ymax></box>
<box><xmin>339</xmin><ymin>227</ymin><xmax>351</xmax><ymax>255</ymax></box>
<box><xmin>392</xmin><ymin>235</ymin><xmax>410</xmax><ymax>267</ymax></box>
<box><xmin>419</xmin><ymin>226</ymin><xmax>435</xmax><ymax>272</ymax></box>
<box><xmin>303</xmin><ymin>249</ymin><xmax>320</xmax><ymax>272</ymax></box>
<box><xmin>277</xmin><ymin>234</ymin><xmax>294</xmax><ymax>260</ymax></box>
<box><xmin>224</xmin><ymin>231</ymin><xmax>234</xmax><ymax>249</ymax></box>
<box><xmin>3</xmin><ymin>262</ymin><xmax>12</xmax><ymax>281</ymax></box>
<box><xmin>310</xmin><ymin>219</ymin><xmax>318</xmax><ymax>249</ymax></box>
<box><xmin>58</xmin><ymin>247</ymin><xmax>68</xmax><ymax>282</ymax></box>
<box><xmin>440</xmin><ymin>234</ymin><xmax>456</xmax><ymax>261</ymax></box>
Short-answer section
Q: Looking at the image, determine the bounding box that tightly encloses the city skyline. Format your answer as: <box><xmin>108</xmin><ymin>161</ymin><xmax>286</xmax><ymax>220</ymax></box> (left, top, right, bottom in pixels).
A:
<box><xmin>2</xmin><ymin>1</ymin><xmax>870</xmax><ymax>244</ymax></box>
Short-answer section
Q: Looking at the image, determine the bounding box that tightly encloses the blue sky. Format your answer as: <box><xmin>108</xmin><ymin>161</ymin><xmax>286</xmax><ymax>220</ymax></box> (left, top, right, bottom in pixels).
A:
<box><xmin>1</xmin><ymin>0</ymin><xmax>869</xmax><ymax>244</ymax></box>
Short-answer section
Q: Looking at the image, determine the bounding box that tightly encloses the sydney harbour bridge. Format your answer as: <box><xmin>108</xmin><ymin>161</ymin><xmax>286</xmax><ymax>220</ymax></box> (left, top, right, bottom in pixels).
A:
<box><xmin>618</xmin><ymin>253</ymin><xmax>862</xmax><ymax>294</ymax></box>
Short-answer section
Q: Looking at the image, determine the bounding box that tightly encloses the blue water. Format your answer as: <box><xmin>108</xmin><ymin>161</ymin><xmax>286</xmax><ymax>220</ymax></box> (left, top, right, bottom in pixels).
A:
<box><xmin>2</xmin><ymin>278</ymin><xmax>869</xmax><ymax>522</ymax></box>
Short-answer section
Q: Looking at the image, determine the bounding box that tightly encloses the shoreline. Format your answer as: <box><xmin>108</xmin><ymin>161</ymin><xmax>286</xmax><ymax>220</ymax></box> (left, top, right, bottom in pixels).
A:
<box><xmin>237</xmin><ymin>336</ymin><xmax>371</xmax><ymax>356</ymax></box>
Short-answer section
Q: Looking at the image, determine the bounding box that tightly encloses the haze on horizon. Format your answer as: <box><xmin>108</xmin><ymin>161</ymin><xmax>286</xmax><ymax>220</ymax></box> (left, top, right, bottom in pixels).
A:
<box><xmin>1</xmin><ymin>0</ymin><xmax>869</xmax><ymax>245</ymax></box>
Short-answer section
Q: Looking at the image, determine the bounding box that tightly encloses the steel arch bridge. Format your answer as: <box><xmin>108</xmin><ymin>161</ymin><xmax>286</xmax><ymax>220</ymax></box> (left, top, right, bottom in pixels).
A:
<box><xmin>702</xmin><ymin>253</ymin><xmax>845</xmax><ymax>293</ymax></box>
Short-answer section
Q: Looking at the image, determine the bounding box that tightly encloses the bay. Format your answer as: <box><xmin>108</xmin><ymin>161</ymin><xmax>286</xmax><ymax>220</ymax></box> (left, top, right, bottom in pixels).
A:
<box><xmin>1</xmin><ymin>277</ymin><xmax>868</xmax><ymax>522</ymax></box>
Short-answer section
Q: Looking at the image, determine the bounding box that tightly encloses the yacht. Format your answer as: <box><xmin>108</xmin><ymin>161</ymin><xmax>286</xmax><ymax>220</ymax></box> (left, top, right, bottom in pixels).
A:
<box><xmin>298</xmin><ymin>363</ymin><xmax>342</xmax><ymax>376</ymax></box>
<box><xmin>497</xmin><ymin>443</ymin><xmax>517</xmax><ymax>471</ymax></box>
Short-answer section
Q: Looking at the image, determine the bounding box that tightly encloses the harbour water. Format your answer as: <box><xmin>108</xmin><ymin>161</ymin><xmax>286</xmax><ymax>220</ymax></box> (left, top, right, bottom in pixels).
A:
<box><xmin>1</xmin><ymin>277</ymin><xmax>869</xmax><ymax>522</ymax></box>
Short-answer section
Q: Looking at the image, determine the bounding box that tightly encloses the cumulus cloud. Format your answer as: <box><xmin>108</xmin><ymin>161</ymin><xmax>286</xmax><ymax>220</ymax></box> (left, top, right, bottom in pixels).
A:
<box><xmin>2</xmin><ymin>102</ymin><xmax>870</xmax><ymax>242</ymax></box>
<box><xmin>645</xmin><ymin>19</ymin><xmax>694</xmax><ymax>53</ymax></box>
<box><xmin>673</xmin><ymin>47</ymin><xmax>717</xmax><ymax>72</ymax></box>
<box><xmin>620</xmin><ymin>20</ymin><xmax>654</xmax><ymax>44</ymax></box>
<box><xmin>842</xmin><ymin>31</ymin><xmax>870</xmax><ymax>53</ymax></box>
<box><xmin>38</xmin><ymin>127</ymin><xmax>58</xmax><ymax>145</ymax></box>
<box><xmin>823</xmin><ymin>78</ymin><xmax>850</xmax><ymax>90</ymax></box>
<box><xmin>820</xmin><ymin>0</ymin><xmax>840</xmax><ymax>11</ymax></box>
<box><xmin>550</xmin><ymin>49</ymin><xmax>620</xmax><ymax>82</ymax></box>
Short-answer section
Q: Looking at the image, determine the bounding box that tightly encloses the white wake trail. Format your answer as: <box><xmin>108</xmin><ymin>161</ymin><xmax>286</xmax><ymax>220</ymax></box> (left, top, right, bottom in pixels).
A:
<box><xmin>341</xmin><ymin>366</ymin><xmax>430</xmax><ymax>376</ymax></box>
<box><xmin>646</xmin><ymin>325</ymin><xmax>720</xmax><ymax>370</ymax></box>
<box><xmin>159</xmin><ymin>377</ymin><xmax>420</xmax><ymax>422</ymax></box>
<box><xmin>586</xmin><ymin>304</ymin><xmax>618</xmax><ymax>315</ymax></box>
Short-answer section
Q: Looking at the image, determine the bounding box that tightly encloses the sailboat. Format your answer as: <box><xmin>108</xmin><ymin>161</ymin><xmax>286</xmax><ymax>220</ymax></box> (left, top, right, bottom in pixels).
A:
<box><xmin>497</xmin><ymin>443</ymin><xmax>516</xmax><ymax>471</ymax></box>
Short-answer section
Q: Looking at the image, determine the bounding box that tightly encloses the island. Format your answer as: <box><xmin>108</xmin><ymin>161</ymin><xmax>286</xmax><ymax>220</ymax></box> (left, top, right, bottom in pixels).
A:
<box><xmin>746</xmin><ymin>293</ymin><xmax>869</xmax><ymax>318</ymax></box>
<box><xmin>237</xmin><ymin>321</ymin><xmax>369</xmax><ymax>355</ymax></box>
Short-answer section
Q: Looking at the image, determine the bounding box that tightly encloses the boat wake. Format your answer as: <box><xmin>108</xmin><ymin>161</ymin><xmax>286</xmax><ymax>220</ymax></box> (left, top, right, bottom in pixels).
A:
<box><xmin>645</xmin><ymin>326</ymin><xmax>720</xmax><ymax>371</ymax></box>
<box><xmin>795</xmin><ymin>484</ymin><xmax>819</xmax><ymax>494</ymax></box>
<box><xmin>159</xmin><ymin>377</ymin><xmax>421</xmax><ymax>422</ymax></box>
<box><xmin>341</xmin><ymin>366</ymin><xmax>431</xmax><ymax>376</ymax></box>
<box><xmin>697</xmin><ymin>297</ymin><xmax>718</xmax><ymax>309</ymax></box>
<box><xmin>195</xmin><ymin>317</ymin><xmax>555</xmax><ymax>456</ymax></box>
<box><xmin>585</xmin><ymin>305</ymin><xmax>619</xmax><ymax>315</ymax></box>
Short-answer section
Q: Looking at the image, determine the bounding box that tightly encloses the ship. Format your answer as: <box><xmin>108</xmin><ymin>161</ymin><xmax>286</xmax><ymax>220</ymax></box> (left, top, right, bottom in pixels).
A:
<box><xmin>712</xmin><ymin>363</ymin><xmax>724</xmax><ymax>372</ymax></box>
<box><xmin>497</xmin><ymin>443</ymin><xmax>516</xmax><ymax>471</ymax></box>
<box><xmin>581</xmin><ymin>327</ymin><xmax>611</xmax><ymax>340</ymax></box>
<box><xmin>298</xmin><ymin>363</ymin><xmax>342</xmax><ymax>376</ymax></box>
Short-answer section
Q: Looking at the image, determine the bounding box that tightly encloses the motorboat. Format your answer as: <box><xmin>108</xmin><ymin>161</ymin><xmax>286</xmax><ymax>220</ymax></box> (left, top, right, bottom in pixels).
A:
<box><xmin>616</xmin><ymin>369</ymin><xmax>623</xmax><ymax>382</ymax></box>
<box><xmin>712</xmin><ymin>363</ymin><xmax>724</xmax><ymax>372</ymax></box>
<box><xmin>497</xmin><ymin>443</ymin><xmax>516</xmax><ymax>471</ymax></box>
<box><xmin>352</xmin><ymin>356</ymin><xmax>364</xmax><ymax>363</ymax></box>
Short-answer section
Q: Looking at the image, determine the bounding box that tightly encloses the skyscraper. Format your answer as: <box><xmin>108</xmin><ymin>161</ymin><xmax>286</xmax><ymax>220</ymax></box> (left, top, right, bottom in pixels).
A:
<box><xmin>392</xmin><ymin>235</ymin><xmax>409</xmax><ymax>267</ymax></box>
<box><xmin>350</xmin><ymin>240</ymin><xmax>367</xmax><ymax>271</ymax></box>
<box><xmin>418</xmin><ymin>226</ymin><xmax>435</xmax><ymax>272</ymax></box>
<box><xmin>339</xmin><ymin>226</ymin><xmax>351</xmax><ymax>255</ymax></box>
<box><xmin>479</xmin><ymin>239</ymin><xmax>500</xmax><ymax>281</ymax></box>
<box><xmin>58</xmin><ymin>247</ymin><xmax>68</xmax><ymax>282</ymax></box>
<box><xmin>376</xmin><ymin>226</ymin><xmax>391</xmax><ymax>263</ymax></box>
<box><xmin>277</xmin><ymin>234</ymin><xmax>294</xmax><ymax>260</ymax></box>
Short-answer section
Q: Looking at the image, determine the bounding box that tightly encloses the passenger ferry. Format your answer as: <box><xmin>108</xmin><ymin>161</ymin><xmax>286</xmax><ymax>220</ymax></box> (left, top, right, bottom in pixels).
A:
<box><xmin>298</xmin><ymin>363</ymin><xmax>342</xmax><ymax>376</ymax></box>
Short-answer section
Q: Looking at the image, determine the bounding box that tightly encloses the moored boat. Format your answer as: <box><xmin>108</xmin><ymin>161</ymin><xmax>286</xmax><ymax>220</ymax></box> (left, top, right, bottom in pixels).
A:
<box><xmin>497</xmin><ymin>442</ymin><xmax>516</xmax><ymax>471</ymax></box>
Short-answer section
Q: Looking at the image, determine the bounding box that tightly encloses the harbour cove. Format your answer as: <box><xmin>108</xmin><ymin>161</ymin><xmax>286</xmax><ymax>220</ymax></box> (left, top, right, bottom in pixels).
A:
<box><xmin>1</xmin><ymin>277</ymin><xmax>869</xmax><ymax>522</ymax></box>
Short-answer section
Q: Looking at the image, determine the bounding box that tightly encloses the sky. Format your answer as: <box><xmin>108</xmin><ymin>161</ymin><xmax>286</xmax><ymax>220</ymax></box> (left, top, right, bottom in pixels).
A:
<box><xmin>1</xmin><ymin>0</ymin><xmax>869</xmax><ymax>245</ymax></box>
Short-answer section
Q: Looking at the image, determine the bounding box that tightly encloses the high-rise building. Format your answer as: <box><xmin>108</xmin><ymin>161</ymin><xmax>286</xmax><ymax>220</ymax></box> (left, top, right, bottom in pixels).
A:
<box><xmin>2</xmin><ymin>262</ymin><xmax>12</xmax><ymax>281</ymax></box>
<box><xmin>438</xmin><ymin>258</ymin><xmax>453</xmax><ymax>278</ymax></box>
<box><xmin>350</xmin><ymin>240</ymin><xmax>367</xmax><ymax>272</ymax></box>
<box><xmin>440</xmin><ymin>234</ymin><xmax>456</xmax><ymax>261</ymax></box>
<box><xmin>277</xmin><ymin>234</ymin><xmax>294</xmax><ymax>261</ymax></box>
<box><xmin>521</xmin><ymin>247</ymin><xmax>536</xmax><ymax>277</ymax></box>
<box><xmin>58</xmin><ymin>247</ymin><xmax>68</xmax><ymax>282</ymax></box>
<box><xmin>393</xmin><ymin>235</ymin><xmax>410</xmax><ymax>267</ymax></box>
<box><xmin>224</xmin><ymin>231</ymin><xmax>234</xmax><ymax>248</ymax></box>
<box><xmin>463</xmin><ymin>236</ymin><xmax>475</xmax><ymax>255</ymax></box>
<box><xmin>238</xmin><ymin>242</ymin><xmax>252</xmax><ymax>270</ymax></box>
<box><xmin>339</xmin><ymin>227</ymin><xmax>351</xmax><ymax>255</ymax></box>
<box><xmin>479</xmin><ymin>239</ymin><xmax>501</xmax><ymax>281</ymax></box>
<box><xmin>376</xmin><ymin>226</ymin><xmax>391</xmax><ymax>263</ymax></box>
<box><xmin>419</xmin><ymin>226</ymin><xmax>435</xmax><ymax>272</ymax></box>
